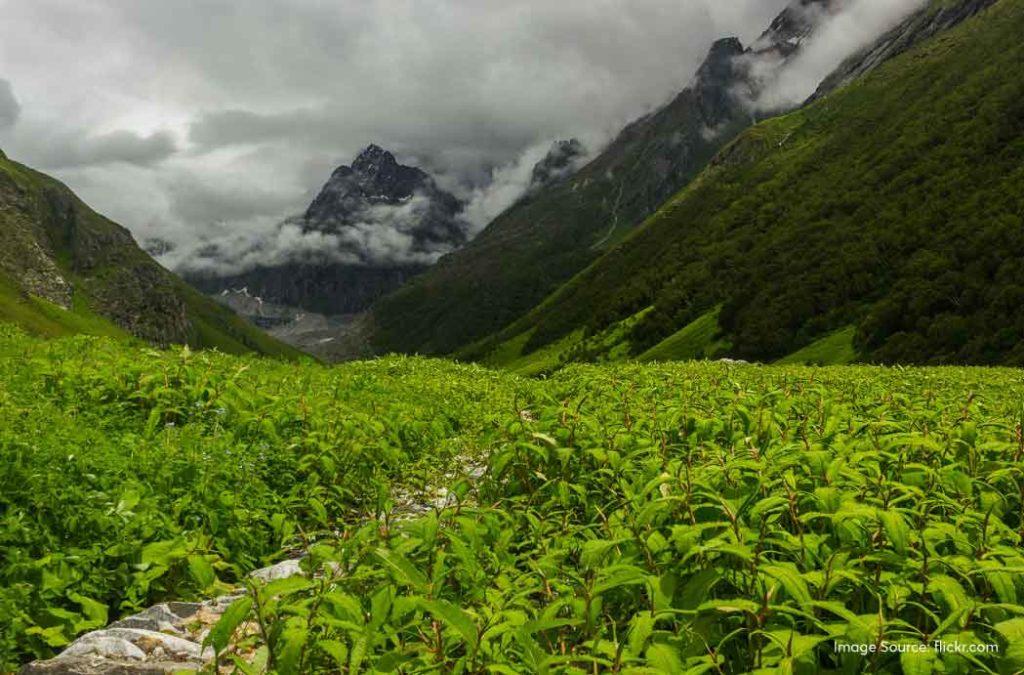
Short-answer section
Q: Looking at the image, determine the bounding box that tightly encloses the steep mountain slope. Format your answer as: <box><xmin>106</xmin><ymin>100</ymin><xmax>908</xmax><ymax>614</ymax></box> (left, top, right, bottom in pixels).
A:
<box><xmin>0</xmin><ymin>150</ymin><xmax>299</xmax><ymax>357</ymax></box>
<box><xmin>812</xmin><ymin>0</ymin><xmax>998</xmax><ymax>99</ymax></box>
<box><xmin>477</xmin><ymin>0</ymin><xmax>1024</xmax><ymax>367</ymax></box>
<box><xmin>369</xmin><ymin>0</ymin><xmax>840</xmax><ymax>356</ymax></box>
<box><xmin>185</xmin><ymin>145</ymin><xmax>465</xmax><ymax>316</ymax></box>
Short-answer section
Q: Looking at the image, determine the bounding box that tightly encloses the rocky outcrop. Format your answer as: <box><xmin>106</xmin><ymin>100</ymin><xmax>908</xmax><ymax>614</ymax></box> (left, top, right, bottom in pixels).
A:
<box><xmin>529</xmin><ymin>139</ymin><xmax>587</xmax><ymax>190</ymax></box>
<box><xmin>19</xmin><ymin>597</ymin><xmax>236</xmax><ymax>674</ymax></box>
<box><xmin>17</xmin><ymin>554</ymin><xmax>306</xmax><ymax>675</ymax></box>
<box><xmin>811</xmin><ymin>0</ymin><xmax>999</xmax><ymax>100</ymax></box>
<box><xmin>183</xmin><ymin>146</ymin><xmax>466</xmax><ymax>317</ymax></box>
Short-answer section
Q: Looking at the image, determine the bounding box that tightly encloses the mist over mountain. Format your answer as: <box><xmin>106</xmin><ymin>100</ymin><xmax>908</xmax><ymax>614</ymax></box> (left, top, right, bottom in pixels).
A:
<box><xmin>370</xmin><ymin>0</ymin><xmax>926</xmax><ymax>357</ymax></box>
<box><xmin>466</xmin><ymin>0</ymin><xmax>1021</xmax><ymax>369</ymax></box>
<box><xmin>0</xmin><ymin>0</ymin><xmax>797</xmax><ymax>262</ymax></box>
<box><xmin>177</xmin><ymin>146</ymin><xmax>466</xmax><ymax>315</ymax></box>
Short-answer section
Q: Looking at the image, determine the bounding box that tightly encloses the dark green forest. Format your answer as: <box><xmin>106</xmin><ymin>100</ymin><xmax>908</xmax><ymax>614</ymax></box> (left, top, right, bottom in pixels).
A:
<box><xmin>476</xmin><ymin>1</ymin><xmax>1024</xmax><ymax>366</ymax></box>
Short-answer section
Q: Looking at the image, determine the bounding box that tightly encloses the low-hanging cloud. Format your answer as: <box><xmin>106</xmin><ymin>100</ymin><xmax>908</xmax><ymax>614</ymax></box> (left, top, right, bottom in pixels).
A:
<box><xmin>164</xmin><ymin>191</ymin><xmax>457</xmax><ymax>276</ymax></box>
<box><xmin>460</xmin><ymin>138</ymin><xmax>593</xmax><ymax>234</ymax></box>
<box><xmin>0</xmin><ymin>79</ymin><xmax>20</xmax><ymax>129</ymax></box>
<box><xmin>54</xmin><ymin>129</ymin><xmax>177</xmax><ymax>168</ymax></box>
<box><xmin>744</xmin><ymin>0</ymin><xmax>927</xmax><ymax>112</ymax></box>
<box><xmin>0</xmin><ymin>0</ymin><xmax>794</xmax><ymax>255</ymax></box>
<box><xmin>3</xmin><ymin>124</ymin><xmax>177</xmax><ymax>169</ymax></box>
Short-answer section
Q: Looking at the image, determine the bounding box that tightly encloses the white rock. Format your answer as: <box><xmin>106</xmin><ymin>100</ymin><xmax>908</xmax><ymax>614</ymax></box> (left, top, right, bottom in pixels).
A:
<box><xmin>106</xmin><ymin>628</ymin><xmax>208</xmax><ymax>660</ymax></box>
<box><xmin>249</xmin><ymin>558</ymin><xmax>304</xmax><ymax>582</ymax></box>
<box><xmin>60</xmin><ymin>635</ymin><xmax>146</xmax><ymax>661</ymax></box>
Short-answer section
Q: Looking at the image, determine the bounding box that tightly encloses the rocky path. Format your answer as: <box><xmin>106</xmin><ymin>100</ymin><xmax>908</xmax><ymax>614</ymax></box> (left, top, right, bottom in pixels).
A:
<box><xmin>20</xmin><ymin>457</ymin><xmax>487</xmax><ymax>674</ymax></box>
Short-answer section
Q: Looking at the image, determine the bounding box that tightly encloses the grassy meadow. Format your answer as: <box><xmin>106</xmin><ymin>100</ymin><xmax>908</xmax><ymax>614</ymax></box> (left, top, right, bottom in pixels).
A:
<box><xmin>3</xmin><ymin>325</ymin><xmax>1024</xmax><ymax>672</ymax></box>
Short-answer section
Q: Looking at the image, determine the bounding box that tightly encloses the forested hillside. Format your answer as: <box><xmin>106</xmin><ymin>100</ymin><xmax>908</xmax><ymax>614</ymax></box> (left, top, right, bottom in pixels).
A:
<box><xmin>368</xmin><ymin>0</ymin><xmax>838</xmax><ymax>356</ymax></box>
<box><xmin>478</xmin><ymin>0</ymin><xmax>1024</xmax><ymax>368</ymax></box>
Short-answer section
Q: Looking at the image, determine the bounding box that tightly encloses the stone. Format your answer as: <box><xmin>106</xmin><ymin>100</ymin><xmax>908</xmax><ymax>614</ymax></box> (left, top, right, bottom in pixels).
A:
<box><xmin>21</xmin><ymin>656</ymin><xmax>203</xmax><ymax>674</ymax></box>
<box><xmin>60</xmin><ymin>637</ymin><xmax>146</xmax><ymax>662</ymax></box>
<box><xmin>108</xmin><ymin>603</ymin><xmax>199</xmax><ymax>634</ymax></box>
<box><xmin>248</xmin><ymin>558</ymin><xmax>304</xmax><ymax>582</ymax></box>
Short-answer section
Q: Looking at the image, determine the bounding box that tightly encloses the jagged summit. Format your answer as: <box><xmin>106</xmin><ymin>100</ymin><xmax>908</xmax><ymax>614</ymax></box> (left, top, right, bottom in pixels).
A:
<box><xmin>186</xmin><ymin>145</ymin><xmax>467</xmax><ymax>316</ymax></box>
<box><xmin>302</xmin><ymin>144</ymin><xmax>464</xmax><ymax>249</ymax></box>
<box><xmin>352</xmin><ymin>143</ymin><xmax>394</xmax><ymax>170</ymax></box>
<box><xmin>530</xmin><ymin>139</ymin><xmax>587</xmax><ymax>190</ymax></box>
<box><xmin>305</xmin><ymin>144</ymin><xmax>454</xmax><ymax>226</ymax></box>
<box><xmin>754</xmin><ymin>0</ymin><xmax>842</xmax><ymax>56</ymax></box>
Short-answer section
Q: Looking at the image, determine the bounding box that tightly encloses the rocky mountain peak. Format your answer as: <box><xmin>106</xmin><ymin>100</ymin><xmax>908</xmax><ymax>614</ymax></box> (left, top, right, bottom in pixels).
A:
<box><xmin>352</xmin><ymin>143</ymin><xmax>400</xmax><ymax>174</ymax></box>
<box><xmin>693</xmin><ymin>37</ymin><xmax>746</xmax><ymax>88</ymax></box>
<box><xmin>188</xmin><ymin>145</ymin><xmax>467</xmax><ymax>317</ymax></box>
<box><xmin>530</xmin><ymin>139</ymin><xmax>587</xmax><ymax>190</ymax></box>
<box><xmin>753</xmin><ymin>0</ymin><xmax>844</xmax><ymax>57</ymax></box>
<box><xmin>305</xmin><ymin>144</ymin><xmax>446</xmax><ymax>225</ymax></box>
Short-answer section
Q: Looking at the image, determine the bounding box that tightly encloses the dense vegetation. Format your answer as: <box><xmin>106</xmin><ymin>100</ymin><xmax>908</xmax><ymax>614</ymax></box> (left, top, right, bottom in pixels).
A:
<box><xmin>0</xmin><ymin>150</ymin><xmax>299</xmax><ymax>358</ymax></box>
<box><xmin>5</xmin><ymin>326</ymin><xmax>1024</xmax><ymax>673</ymax></box>
<box><xmin>475</xmin><ymin>0</ymin><xmax>1024</xmax><ymax>368</ymax></box>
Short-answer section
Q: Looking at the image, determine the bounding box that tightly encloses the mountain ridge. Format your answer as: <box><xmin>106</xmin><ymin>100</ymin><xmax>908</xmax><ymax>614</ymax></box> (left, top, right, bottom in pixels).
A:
<box><xmin>184</xmin><ymin>145</ymin><xmax>465</xmax><ymax>316</ymax></box>
<box><xmin>0</xmin><ymin>150</ymin><xmax>299</xmax><ymax>357</ymax></box>
<box><xmin>475</xmin><ymin>0</ymin><xmax>1024</xmax><ymax>368</ymax></box>
<box><xmin>367</xmin><ymin>0</ymin><xmax>843</xmax><ymax>356</ymax></box>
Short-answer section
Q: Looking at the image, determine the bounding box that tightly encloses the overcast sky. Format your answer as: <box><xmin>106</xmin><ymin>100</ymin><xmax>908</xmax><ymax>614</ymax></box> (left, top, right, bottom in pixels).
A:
<box><xmin>0</xmin><ymin>0</ymin><xmax>798</xmax><ymax>250</ymax></box>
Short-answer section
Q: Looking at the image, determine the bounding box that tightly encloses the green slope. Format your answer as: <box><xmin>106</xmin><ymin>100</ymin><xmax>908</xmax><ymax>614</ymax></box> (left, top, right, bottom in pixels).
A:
<box><xmin>0</xmin><ymin>272</ymin><xmax>127</xmax><ymax>340</ymax></box>
<box><xmin>369</xmin><ymin>39</ymin><xmax>757</xmax><ymax>356</ymax></box>
<box><xmin>775</xmin><ymin>326</ymin><xmax>858</xmax><ymax>365</ymax></box>
<box><xmin>637</xmin><ymin>308</ymin><xmax>727</xmax><ymax>363</ymax></box>
<box><xmin>485</xmin><ymin>0</ymin><xmax>1024</xmax><ymax>367</ymax></box>
<box><xmin>0</xmin><ymin>150</ymin><xmax>300</xmax><ymax>358</ymax></box>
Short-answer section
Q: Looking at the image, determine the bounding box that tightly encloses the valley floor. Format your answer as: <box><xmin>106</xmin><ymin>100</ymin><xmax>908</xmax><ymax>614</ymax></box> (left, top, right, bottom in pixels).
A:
<box><xmin>3</xmin><ymin>325</ymin><xmax>1024</xmax><ymax>672</ymax></box>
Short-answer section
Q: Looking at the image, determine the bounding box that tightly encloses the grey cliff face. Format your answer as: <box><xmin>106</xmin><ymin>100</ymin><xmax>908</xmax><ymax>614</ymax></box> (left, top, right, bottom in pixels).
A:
<box><xmin>530</xmin><ymin>139</ymin><xmax>587</xmax><ymax>191</ymax></box>
<box><xmin>185</xmin><ymin>145</ymin><xmax>466</xmax><ymax>315</ymax></box>
<box><xmin>752</xmin><ymin>0</ymin><xmax>843</xmax><ymax>58</ymax></box>
<box><xmin>303</xmin><ymin>144</ymin><xmax>465</xmax><ymax>258</ymax></box>
<box><xmin>811</xmin><ymin>0</ymin><xmax>998</xmax><ymax>100</ymax></box>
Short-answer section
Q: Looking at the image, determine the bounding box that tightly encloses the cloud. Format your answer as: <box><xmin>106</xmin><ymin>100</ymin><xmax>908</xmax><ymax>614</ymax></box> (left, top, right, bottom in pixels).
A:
<box><xmin>164</xmin><ymin>192</ymin><xmax>456</xmax><ymax>275</ymax></box>
<box><xmin>3</xmin><ymin>124</ymin><xmax>177</xmax><ymax>169</ymax></box>
<box><xmin>1</xmin><ymin>0</ymin><xmax>796</xmax><ymax>260</ymax></box>
<box><xmin>744</xmin><ymin>0</ymin><xmax>927</xmax><ymax>111</ymax></box>
<box><xmin>0</xmin><ymin>80</ymin><xmax>20</xmax><ymax>129</ymax></box>
<box><xmin>460</xmin><ymin>138</ymin><xmax>593</xmax><ymax>234</ymax></box>
<box><xmin>53</xmin><ymin>129</ymin><xmax>177</xmax><ymax>168</ymax></box>
<box><xmin>166</xmin><ymin>171</ymin><xmax>296</xmax><ymax>225</ymax></box>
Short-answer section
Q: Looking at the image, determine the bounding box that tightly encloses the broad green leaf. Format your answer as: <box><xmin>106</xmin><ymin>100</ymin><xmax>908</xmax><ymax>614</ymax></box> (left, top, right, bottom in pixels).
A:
<box><xmin>187</xmin><ymin>555</ymin><xmax>216</xmax><ymax>590</ymax></box>
<box><xmin>878</xmin><ymin>510</ymin><xmax>911</xmax><ymax>555</ymax></box>
<box><xmin>374</xmin><ymin>548</ymin><xmax>429</xmax><ymax>592</ymax></box>
<box><xmin>421</xmin><ymin>599</ymin><xmax>479</xmax><ymax>651</ymax></box>
<box><xmin>995</xmin><ymin>618</ymin><xmax>1024</xmax><ymax>667</ymax></box>
<box><xmin>901</xmin><ymin>648</ymin><xmax>937</xmax><ymax>675</ymax></box>
<box><xmin>762</xmin><ymin>564</ymin><xmax>813</xmax><ymax>607</ymax></box>
<box><xmin>68</xmin><ymin>592</ymin><xmax>107</xmax><ymax>630</ymax></box>
<box><xmin>261</xmin><ymin>575</ymin><xmax>314</xmax><ymax>598</ymax></box>
<box><xmin>140</xmin><ymin>539</ymin><xmax>183</xmax><ymax>567</ymax></box>
<box><xmin>275</xmin><ymin>619</ymin><xmax>307</xmax><ymax>674</ymax></box>
<box><xmin>628</xmin><ymin>612</ymin><xmax>656</xmax><ymax>656</ymax></box>
<box><xmin>317</xmin><ymin>640</ymin><xmax>348</xmax><ymax>667</ymax></box>
<box><xmin>646</xmin><ymin>643</ymin><xmax>683</xmax><ymax>674</ymax></box>
<box><xmin>204</xmin><ymin>595</ymin><xmax>252</xmax><ymax>655</ymax></box>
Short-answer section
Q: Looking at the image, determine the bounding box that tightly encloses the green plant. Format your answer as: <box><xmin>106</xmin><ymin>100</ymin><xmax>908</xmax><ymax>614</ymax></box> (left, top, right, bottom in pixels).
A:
<box><xmin>7</xmin><ymin>325</ymin><xmax>1021</xmax><ymax>672</ymax></box>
